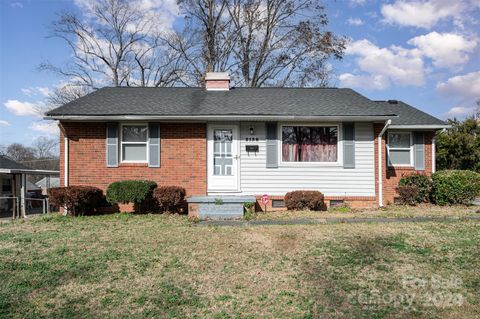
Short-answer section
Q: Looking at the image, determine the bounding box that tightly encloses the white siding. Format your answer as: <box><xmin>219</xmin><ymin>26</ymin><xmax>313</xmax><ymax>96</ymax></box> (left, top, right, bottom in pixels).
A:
<box><xmin>237</xmin><ymin>122</ymin><xmax>375</xmax><ymax>197</ymax></box>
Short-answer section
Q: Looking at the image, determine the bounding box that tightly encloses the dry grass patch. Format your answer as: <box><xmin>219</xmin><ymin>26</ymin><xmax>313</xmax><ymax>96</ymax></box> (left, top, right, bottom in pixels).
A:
<box><xmin>255</xmin><ymin>204</ymin><xmax>478</xmax><ymax>220</ymax></box>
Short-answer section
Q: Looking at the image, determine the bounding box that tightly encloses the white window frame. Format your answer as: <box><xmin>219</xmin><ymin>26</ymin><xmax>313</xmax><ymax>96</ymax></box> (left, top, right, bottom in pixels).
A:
<box><xmin>387</xmin><ymin>131</ymin><xmax>413</xmax><ymax>167</ymax></box>
<box><xmin>278</xmin><ymin>123</ymin><xmax>343</xmax><ymax>167</ymax></box>
<box><xmin>120</xmin><ymin>123</ymin><xmax>149</xmax><ymax>163</ymax></box>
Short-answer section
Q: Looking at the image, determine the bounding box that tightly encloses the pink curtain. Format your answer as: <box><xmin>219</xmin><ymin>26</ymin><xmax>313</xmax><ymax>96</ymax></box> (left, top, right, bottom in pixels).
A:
<box><xmin>282</xmin><ymin>126</ymin><xmax>337</xmax><ymax>162</ymax></box>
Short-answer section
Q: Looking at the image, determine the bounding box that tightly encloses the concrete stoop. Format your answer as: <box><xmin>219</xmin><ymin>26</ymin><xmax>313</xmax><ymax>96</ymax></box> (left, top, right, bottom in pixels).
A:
<box><xmin>187</xmin><ymin>196</ymin><xmax>256</xmax><ymax>220</ymax></box>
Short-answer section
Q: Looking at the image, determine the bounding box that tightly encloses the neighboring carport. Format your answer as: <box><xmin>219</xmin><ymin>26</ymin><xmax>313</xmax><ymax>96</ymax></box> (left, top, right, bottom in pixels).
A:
<box><xmin>0</xmin><ymin>155</ymin><xmax>59</xmax><ymax>219</ymax></box>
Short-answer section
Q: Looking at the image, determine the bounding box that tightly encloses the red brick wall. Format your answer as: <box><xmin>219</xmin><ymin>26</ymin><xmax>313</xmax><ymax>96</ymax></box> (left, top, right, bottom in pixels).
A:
<box><xmin>58</xmin><ymin>121</ymin><xmax>435</xmax><ymax>209</ymax></box>
<box><xmin>59</xmin><ymin>122</ymin><xmax>207</xmax><ymax>196</ymax></box>
<box><xmin>255</xmin><ymin>195</ymin><xmax>377</xmax><ymax>212</ymax></box>
<box><xmin>374</xmin><ymin>124</ymin><xmax>435</xmax><ymax>205</ymax></box>
<box><xmin>205</xmin><ymin>80</ymin><xmax>229</xmax><ymax>90</ymax></box>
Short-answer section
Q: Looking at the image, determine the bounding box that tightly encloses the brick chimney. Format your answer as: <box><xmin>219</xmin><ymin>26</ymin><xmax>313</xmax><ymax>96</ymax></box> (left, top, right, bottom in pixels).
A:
<box><xmin>205</xmin><ymin>72</ymin><xmax>230</xmax><ymax>91</ymax></box>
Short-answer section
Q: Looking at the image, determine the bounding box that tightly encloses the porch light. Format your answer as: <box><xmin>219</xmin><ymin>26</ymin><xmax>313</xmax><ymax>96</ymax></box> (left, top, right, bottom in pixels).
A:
<box><xmin>249</xmin><ymin>126</ymin><xmax>254</xmax><ymax>135</ymax></box>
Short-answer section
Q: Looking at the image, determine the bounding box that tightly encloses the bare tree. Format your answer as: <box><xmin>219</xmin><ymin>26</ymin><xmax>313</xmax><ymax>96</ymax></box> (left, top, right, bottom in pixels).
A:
<box><xmin>40</xmin><ymin>0</ymin><xmax>183</xmax><ymax>91</ymax></box>
<box><xmin>47</xmin><ymin>84</ymin><xmax>93</xmax><ymax>107</ymax></box>
<box><xmin>32</xmin><ymin>137</ymin><xmax>59</xmax><ymax>159</ymax></box>
<box><xmin>164</xmin><ymin>0</ymin><xmax>235</xmax><ymax>86</ymax></box>
<box><xmin>43</xmin><ymin>0</ymin><xmax>345</xmax><ymax>96</ymax></box>
<box><xmin>1</xmin><ymin>139</ymin><xmax>59</xmax><ymax>174</ymax></box>
<box><xmin>172</xmin><ymin>0</ymin><xmax>346</xmax><ymax>87</ymax></box>
<box><xmin>1</xmin><ymin>144</ymin><xmax>36</xmax><ymax>163</ymax></box>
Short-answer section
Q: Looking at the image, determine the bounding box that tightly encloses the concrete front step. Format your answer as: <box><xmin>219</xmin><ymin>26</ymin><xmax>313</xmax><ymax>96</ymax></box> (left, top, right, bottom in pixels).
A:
<box><xmin>187</xmin><ymin>196</ymin><xmax>256</xmax><ymax>220</ymax></box>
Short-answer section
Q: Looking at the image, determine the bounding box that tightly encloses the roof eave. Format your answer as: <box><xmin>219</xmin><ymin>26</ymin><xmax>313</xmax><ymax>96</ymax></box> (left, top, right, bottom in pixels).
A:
<box><xmin>44</xmin><ymin>114</ymin><xmax>397</xmax><ymax>121</ymax></box>
<box><xmin>0</xmin><ymin>169</ymin><xmax>60</xmax><ymax>175</ymax></box>
<box><xmin>388</xmin><ymin>124</ymin><xmax>451</xmax><ymax>130</ymax></box>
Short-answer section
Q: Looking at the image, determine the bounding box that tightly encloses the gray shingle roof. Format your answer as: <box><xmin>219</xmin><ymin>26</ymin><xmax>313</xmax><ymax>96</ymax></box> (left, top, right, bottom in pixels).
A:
<box><xmin>0</xmin><ymin>155</ymin><xmax>31</xmax><ymax>170</ymax></box>
<box><xmin>46</xmin><ymin>87</ymin><xmax>445</xmax><ymax>126</ymax></box>
<box><xmin>373</xmin><ymin>101</ymin><xmax>446</xmax><ymax>126</ymax></box>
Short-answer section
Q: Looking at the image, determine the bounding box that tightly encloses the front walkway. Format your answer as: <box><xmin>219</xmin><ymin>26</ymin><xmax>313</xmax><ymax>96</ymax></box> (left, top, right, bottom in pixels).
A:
<box><xmin>199</xmin><ymin>215</ymin><xmax>480</xmax><ymax>226</ymax></box>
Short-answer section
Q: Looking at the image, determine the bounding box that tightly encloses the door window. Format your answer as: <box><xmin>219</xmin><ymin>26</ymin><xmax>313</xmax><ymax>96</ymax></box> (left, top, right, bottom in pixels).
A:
<box><xmin>213</xmin><ymin>129</ymin><xmax>233</xmax><ymax>175</ymax></box>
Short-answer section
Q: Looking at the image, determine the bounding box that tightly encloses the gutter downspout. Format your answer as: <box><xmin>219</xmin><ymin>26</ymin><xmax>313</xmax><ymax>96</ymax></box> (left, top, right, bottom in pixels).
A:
<box><xmin>378</xmin><ymin>119</ymin><xmax>391</xmax><ymax>207</ymax></box>
<box><xmin>432</xmin><ymin>136</ymin><xmax>436</xmax><ymax>173</ymax></box>
<box><xmin>63</xmin><ymin>135</ymin><xmax>69</xmax><ymax>216</ymax></box>
<box><xmin>64</xmin><ymin>136</ymin><xmax>69</xmax><ymax>187</ymax></box>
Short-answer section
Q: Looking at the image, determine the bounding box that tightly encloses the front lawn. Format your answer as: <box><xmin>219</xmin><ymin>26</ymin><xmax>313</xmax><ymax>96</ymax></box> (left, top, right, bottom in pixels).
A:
<box><xmin>1</xmin><ymin>213</ymin><xmax>479</xmax><ymax>318</ymax></box>
<box><xmin>255</xmin><ymin>204</ymin><xmax>479</xmax><ymax>220</ymax></box>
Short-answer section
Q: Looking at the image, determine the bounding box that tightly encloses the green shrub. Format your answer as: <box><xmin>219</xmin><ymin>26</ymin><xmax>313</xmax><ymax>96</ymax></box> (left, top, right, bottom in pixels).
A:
<box><xmin>153</xmin><ymin>186</ymin><xmax>186</xmax><ymax>213</ymax></box>
<box><xmin>106</xmin><ymin>180</ymin><xmax>157</xmax><ymax>204</ymax></box>
<box><xmin>284</xmin><ymin>190</ymin><xmax>325</xmax><ymax>211</ymax></box>
<box><xmin>329</xmin><ymin>202</ymin><xmax>351</xmax><ymax>213</ymax></box>
<box><xmin>399</xmin><ymin>173</ymin><xmax>432</xmax><ymax>203</ymax></box>
<box><xmin>243</xmin><ymin>202</ymin><xmax>256</xmax><ymax>218</ymax></box>
<box><xmin>48</xmin><ymin>186</ymin><xmax>103</xmax><ymax>216</ymax></box>
<box><xmin>431</xmin><ymin>170</ymin><xmax>480</xmax><ymax>205</ymax></box>
<box><xmin>395</xmin><ymin>185</ymin><xmax>419</xmax><ymax>206</ymax></box>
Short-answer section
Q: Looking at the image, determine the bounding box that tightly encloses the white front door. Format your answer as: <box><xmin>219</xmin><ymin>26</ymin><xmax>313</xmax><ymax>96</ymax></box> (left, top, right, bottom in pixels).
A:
<box><xmin>207</xmin><ymin>124</ymin><xmax>240</xmax><ymax>192</ymax></box>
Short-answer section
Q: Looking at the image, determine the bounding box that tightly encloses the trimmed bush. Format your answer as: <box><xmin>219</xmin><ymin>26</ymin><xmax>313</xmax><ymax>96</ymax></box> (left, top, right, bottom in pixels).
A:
<box><xmin>106</xmin><ymin>180</ymin><xmax>157</xmax><ymax>204</ymax></box>
<box><xmin>48</xmin><ymin>186</ymin><xmax>103</xmax><ymax>216</ymax></box>
<box><xmin>153</xmin><ymin>186</ymin><xmax>186</xmax><ymax>213</ymax></box>
<box><xmin>396</xmin><ymin>185</ymin><xmax>419</xmax><ymax>206</ymax></box>
<box><xmin>284</xmin><ymin>190</ymin><xmax>325</xmax><ymax>211</ymax></box>
<box><xmin>398</xmin><ymin>173</ymin><xmax>433</xmax><ymax>203</ymax></box>
<box><xmin>431</xmin><ymin>170</ymin><xmax>480</xmax><ymax>205</ymax></box>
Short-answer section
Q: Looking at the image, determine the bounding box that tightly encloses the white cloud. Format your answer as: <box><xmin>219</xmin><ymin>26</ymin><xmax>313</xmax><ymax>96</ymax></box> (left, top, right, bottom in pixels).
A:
<box><xmin>21</xmin><ymin>86</ymin><xmax>52</xmax><ymax>97</ymax></box>
<box><xmin>437</xmin><ymin>71</ymin><xmax>480</xmax><ymax>99</ymax></box>
<box><xmin>381</xmin><ymin>0</ymin><xmax>466</xmax><ymax>29</ymax></box>
<box><xmin>444</xmin><ymin>106</ymin><xmax>476</xmax><ymax>117</ymax></box>
<box><xmin>438</xmin><ymin>71</ymin><xmax>480</xmax><ymax>119</ymax></box>
<box><xmin>408</xmin><ymin>32</ymin><xmax>477</xmax><ymax>68</ymax></box>
<box><xmin>74</xmin><ymin>0</ymin><xmax>179</xmax><ymax>33</ymax></box>
<box><xmin>10</xmin><ymin>2</ymin><xmax>23</xmax><ymax>9</ymax></box>
<box><xmin>342</xmin><ymin>39</ymin><xmax>425</xmax><ymax>89</ymax></box>
<box><xmin>349</xmin><ymin>0</ymin><xmax>366</xmax><ymax>5</ymax></box>
<box><xmin>4</xmin><ymin>100</ymin><xmax>44</xmax><ymax>117</ymax></box>
<box><xmin>29</xmin><ymin>122</ymin><xmax>59</xmax><ymax>135</ymax></box>
<box><xmin>339</xmin><ymin>73</ymin><xmax>390</xmax><ymax>90</ymax></box>
<box><xmin>0</xmin><ymin>120</ymin><xmax>10</xmax><ymax>126</ymax></box>
<box><xmin>347</xmin><ymin>18</ymin><xmax>364</xmax><ymax>26</ymax></box>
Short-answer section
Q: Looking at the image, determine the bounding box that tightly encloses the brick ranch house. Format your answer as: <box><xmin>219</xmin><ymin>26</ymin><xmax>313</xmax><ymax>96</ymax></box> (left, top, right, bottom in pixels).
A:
<box><xmin>45</xmin><ymin>72</ymin><xmax>448</xmax><ymax>218</ymax></box>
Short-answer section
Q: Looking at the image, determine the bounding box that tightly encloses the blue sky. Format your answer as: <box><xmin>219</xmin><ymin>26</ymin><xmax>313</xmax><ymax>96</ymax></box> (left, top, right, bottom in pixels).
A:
<box><xmin>1</xmin><ymin>0</ymin><xmax>479</xmax><ymax>146</ymax></box>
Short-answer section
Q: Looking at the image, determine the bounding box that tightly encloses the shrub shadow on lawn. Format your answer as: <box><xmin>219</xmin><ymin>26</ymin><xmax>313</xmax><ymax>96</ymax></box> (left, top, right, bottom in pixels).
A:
<box><xmin>299</xmin><ymin>233</ymin><xmax>435</xmax><ymax>318</ymax></box>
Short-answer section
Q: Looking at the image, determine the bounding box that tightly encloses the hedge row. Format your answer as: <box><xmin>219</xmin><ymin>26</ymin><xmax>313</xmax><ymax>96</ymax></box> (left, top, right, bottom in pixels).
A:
<box><xmin>49</xmin><ymin>180</ymin><xmax>187</xmax><ymax>216</ymax></box>
<box><xmin>397</xmin><ymin>170</ymin><xmax>480</xmax><ymax>205</ymax></box>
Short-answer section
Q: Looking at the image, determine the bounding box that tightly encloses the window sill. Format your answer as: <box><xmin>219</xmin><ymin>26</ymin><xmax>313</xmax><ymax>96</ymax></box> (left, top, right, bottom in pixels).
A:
<box><xmin>119</xmin><ymin>163</ymin><xmax>148</xmax><ymax>167</ymax></box>
<box><xmin>279</xmin><ymin>162</ymin><xmax>343</xmax><ymax>168</ymax></box>
<box><xmin>387</xmin><ymin>165</ymin><xmax>415</xmax><ymax>170</ymax></box>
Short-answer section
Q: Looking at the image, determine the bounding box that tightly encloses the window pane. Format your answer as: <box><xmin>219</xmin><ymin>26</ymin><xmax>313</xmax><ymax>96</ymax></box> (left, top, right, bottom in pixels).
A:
<box><xmin>389</xmin><ymin>150</ymin><xmax>411</xmax><ymax>165</ymax></box>
<box><xmin>122</xmin><ymin>144</ymin><xmax>147</xmax><ymax>161</ymax></box>
<box><xmin>122</xmin><ymin>126</ymin><xmax>147</xmax><ymax>142</ymax></box>
<box><xmin>282</xmin><ymin>126</ymin><xmax>337</xmax><ymax>162</ymax></box>
<box><xmin>389</xmin><ymin>133</ymin><xmax>410</xmax><ymax>148</ymax></box>
<box><xmin>213</xmin><ymin>129</ymin><xmax>233</xmax><ymax>175</ymax></box>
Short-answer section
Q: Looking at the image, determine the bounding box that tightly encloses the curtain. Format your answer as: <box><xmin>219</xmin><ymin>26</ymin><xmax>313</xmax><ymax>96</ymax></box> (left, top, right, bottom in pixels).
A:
<box><xmin>282</xmin><ymin>126</ymin><xmax>337</xmax><ymax>162</ymax></box>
